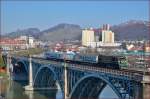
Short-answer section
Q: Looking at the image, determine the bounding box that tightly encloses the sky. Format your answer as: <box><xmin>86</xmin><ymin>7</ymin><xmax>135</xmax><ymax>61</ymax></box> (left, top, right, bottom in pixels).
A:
<box><xmin>1</xmin><ymin>0</ymin><xmax>149</xmax><ymax>34</ymax></box>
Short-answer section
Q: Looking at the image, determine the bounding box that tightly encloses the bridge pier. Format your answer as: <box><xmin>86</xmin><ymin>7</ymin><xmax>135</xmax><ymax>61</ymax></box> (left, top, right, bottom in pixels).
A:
<box><xmin>64</xmin><ymin>62</ymin><xmax>69</xmax><ymax>99</ymax></box>
<box><xmin>6</xmin><ymin>54</ymin><xmax>13</xmax><ymax>80</ymax></box>
<box><xmin>6</xmin><ymin>54</ymin><xmax>10</xmax><ymax>77</ymax></box>
<box><xmin>142</xmin><ymin>74</ymin><xmax>150</xmax><ymax>99</ymax></box>
<box><xmin>25</xmin><ymin>55</ymin><xmax>34</xmax><ymax>91</ymax></box>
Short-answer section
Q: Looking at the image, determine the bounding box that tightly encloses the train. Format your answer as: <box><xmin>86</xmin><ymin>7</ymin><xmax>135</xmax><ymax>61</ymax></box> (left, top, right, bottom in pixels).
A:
<box><xmin>44</xmin><ymin>51</ymin><xmax>128</xmax><ymax>69</ymax></box>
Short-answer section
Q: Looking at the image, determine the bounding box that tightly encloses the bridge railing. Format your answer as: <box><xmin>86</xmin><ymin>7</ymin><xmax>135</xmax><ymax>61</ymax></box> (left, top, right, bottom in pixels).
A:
<box><xmin>68</xmin><ymin>63</ymin><xmax>143</xmax><ymax>82</ymax></box>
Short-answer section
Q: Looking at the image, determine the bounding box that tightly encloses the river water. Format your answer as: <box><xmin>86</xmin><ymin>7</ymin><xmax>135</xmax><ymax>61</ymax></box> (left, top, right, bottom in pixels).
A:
<box><xmin>0</xmin><ymin>78</ymin><xmax>118</xmax><ymax>99</ymax></box>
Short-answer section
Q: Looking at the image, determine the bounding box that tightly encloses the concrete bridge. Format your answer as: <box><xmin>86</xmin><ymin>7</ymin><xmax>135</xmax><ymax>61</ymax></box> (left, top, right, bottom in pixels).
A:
<box><xmin>3</xmin><ymin>55</ymin><xmax>150</xmax><ymax>99</ymax></box>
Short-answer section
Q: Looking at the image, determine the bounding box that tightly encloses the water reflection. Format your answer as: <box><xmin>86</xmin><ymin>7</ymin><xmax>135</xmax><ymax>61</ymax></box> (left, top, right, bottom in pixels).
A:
<box><xmin>24</xmin><ymin>89</ymin><xmax>59</xmax><ymax>99</ymax></box>
<box><xmin>0</xmin><ymin>78</ymin><xmax>117</xmax><ymax>99</ymax></box>
<box><xmin>0</xmin><ymin>79</ymin><xmax>62</xmax><ymax>99</ymax></box>
<box><xmin>0</xmin><ymin>78</ymin><xmax>9</xmax><ymax>98</ymax></box>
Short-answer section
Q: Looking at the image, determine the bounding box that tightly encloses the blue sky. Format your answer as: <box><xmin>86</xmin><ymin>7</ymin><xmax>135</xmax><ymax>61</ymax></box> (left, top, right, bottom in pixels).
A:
<box><xmin>1</xmin><ymin>0</ymin><xmax>149</xmax><ymax>34</ymax></box>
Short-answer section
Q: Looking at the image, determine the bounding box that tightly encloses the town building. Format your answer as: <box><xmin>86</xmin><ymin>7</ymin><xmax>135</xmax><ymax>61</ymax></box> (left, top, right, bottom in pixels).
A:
<box><xmin>0</xmin><ymin>36</ymin><xmax>35</xmax><ymax>51</ymax></box>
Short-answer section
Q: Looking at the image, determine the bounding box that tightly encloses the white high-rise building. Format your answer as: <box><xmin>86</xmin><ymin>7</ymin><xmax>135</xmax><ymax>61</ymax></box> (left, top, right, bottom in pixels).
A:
<box><xmin>82</xmin><ymin>28</ymin><xmax>95</xmax><ymax>46</ymax></box>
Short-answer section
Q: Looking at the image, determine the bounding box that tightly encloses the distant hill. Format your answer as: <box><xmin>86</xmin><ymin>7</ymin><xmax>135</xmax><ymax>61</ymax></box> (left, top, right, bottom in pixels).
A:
<box><xmin>3</xmin><ymin>20</ymin><xmax>149</xmax><ymax>41</ymax></box>
<box><xmin>38</xmin><ymin>23</ymin><xmax>82</xmax><ymax>41</ymax></box>
<box><xmin>3</xmin><ymin>28</ymin><xmax>40</xmax><ymax>38</ymax></box>
<box><xmin>111</xmin><ymin>20</ymin><xmax>149</xmax><ymax>40</ymax></box>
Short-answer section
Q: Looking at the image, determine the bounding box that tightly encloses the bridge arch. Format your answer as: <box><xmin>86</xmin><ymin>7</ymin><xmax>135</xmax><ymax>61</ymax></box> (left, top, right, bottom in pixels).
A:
<box><xmin>14</xmin><ymin>60</ymin><xmax>28</xmax><ymax>74</ymax></box>
<box><xmin>33</xmin><ymin>65</ymin><xmax>63</xmax><ymax>92</ymax></box>
<box><xmin>69</xmin><ymin>74</ymin><xmax>121</xmax><ymax>99</ymax></box>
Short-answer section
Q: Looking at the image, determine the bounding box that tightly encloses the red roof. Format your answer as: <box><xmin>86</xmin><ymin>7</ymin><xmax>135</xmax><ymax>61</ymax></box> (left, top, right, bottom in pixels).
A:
<box><xmin>0</xmin><ymin>38</ymin><xmax>26</xmax><ymax>44</ymax></box>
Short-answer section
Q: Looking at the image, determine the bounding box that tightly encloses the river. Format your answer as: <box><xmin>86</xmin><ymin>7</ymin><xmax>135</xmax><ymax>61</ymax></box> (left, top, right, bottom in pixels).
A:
<box><xmin>0</xmin><ymin>78</ymin><xmax>118</xmax><ymax>99</ymax></box>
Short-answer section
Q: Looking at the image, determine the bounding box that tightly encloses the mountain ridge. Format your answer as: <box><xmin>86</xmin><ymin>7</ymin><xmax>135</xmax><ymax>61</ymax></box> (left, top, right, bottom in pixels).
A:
<box><xmin>3</xmin><ymin>20</ymin><xmax>149</xmax><ymax>41</ymax></box>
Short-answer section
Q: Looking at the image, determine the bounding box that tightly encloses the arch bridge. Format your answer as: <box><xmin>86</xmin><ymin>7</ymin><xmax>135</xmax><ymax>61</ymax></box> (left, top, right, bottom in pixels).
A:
<box><xmin>3</xmin><ymin>55</ymin><xmax>150</xmax><ymax>99</ymax></box>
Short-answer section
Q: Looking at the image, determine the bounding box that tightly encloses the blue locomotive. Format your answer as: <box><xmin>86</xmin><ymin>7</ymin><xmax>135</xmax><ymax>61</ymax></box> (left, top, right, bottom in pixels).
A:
<box><xmin>44</xmin><ymin>51</ymin><xmax>127</xmax><ymax>69</ymax></box>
